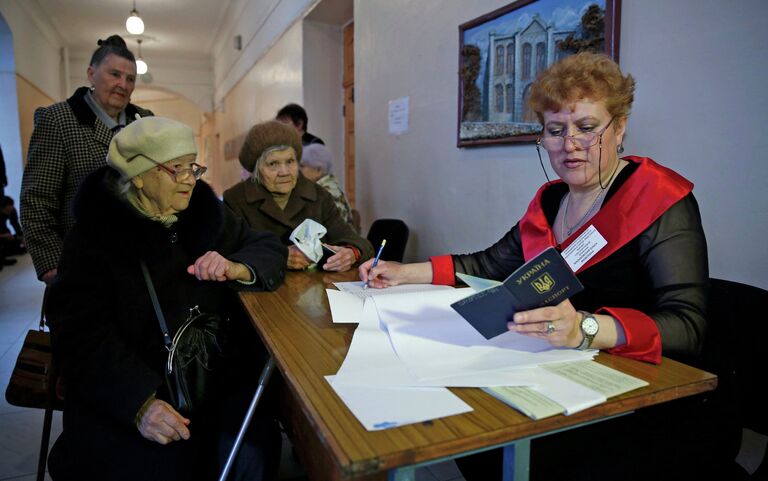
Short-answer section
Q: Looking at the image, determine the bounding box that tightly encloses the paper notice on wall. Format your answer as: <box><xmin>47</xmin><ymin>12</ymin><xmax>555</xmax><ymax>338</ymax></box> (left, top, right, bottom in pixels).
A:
<box><xmin>388</xmin><ymin>96</ymin><xmax>409</xmax><ymax>135</ymax></box>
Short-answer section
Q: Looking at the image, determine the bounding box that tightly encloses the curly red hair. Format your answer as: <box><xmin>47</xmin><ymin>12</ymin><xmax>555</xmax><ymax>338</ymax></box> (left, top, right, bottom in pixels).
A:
<box><xmin>528</xmin><ymin>52</ymin><xmax>635</xmax><ymax>123</ymax></box>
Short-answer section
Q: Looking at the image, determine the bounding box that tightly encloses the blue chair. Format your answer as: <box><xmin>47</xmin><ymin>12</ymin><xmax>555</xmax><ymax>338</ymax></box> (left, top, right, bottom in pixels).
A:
<box><xmin>367</xmin><ymin>219</ymin><xmax>409</xmax><ymax>263</ymax></box>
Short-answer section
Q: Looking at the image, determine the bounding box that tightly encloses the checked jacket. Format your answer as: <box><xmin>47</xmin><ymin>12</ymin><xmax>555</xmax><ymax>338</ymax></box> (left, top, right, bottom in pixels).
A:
<box><xmin>20</xmin><ymin>87</ymin><xmax>152</xmax><ymax>279</ymax></box>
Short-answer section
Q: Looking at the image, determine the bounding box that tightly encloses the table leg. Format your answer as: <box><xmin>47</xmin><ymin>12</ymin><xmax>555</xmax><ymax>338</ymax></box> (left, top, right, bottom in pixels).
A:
<box><xmin>218</xmin><ymin>357</ymin><xmax>275</xmax><ymax>481</ymax></box>
<box><xmin>502</xmin><ymin>439</ymin><xmax>530</xmax><ymax>481</ymax></box>
<box><xmin>388</xmin><ymin>466</ymin><xmax>415</xmax><ymax>481</ymax></box>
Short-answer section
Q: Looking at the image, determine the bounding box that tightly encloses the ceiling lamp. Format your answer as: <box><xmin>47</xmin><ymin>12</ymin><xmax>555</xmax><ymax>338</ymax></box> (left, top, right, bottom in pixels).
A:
<box><xmin>136</xmin><ymin>39</ymin><xmax>148</xmax><ymax>75</ymax></box>
<box><xmin>126</xmin><ymin>1</ymin><xmax>145</xmax><ymax>35</ymax></box>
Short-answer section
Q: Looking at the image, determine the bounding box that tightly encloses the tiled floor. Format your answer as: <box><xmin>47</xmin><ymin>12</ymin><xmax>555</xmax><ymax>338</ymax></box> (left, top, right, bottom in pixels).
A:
<box><xmin>1</xmin><ymin>254</ymin><xmax>764</xmax><ymax>480</ymax></box>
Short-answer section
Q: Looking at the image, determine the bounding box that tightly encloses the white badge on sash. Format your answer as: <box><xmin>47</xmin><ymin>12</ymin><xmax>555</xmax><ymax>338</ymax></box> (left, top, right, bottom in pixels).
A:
<box><xmin>561</xmin><ymin>225</ymin><xmax>607</xmax><ymax>272</ymax></box>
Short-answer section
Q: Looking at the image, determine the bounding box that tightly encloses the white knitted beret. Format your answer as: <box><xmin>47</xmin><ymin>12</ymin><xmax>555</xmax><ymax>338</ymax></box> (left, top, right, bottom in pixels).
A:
<box><xmin>108</xmin><ymin>117</ymin><xmax>197</xmax><ymax>179</ymax></box>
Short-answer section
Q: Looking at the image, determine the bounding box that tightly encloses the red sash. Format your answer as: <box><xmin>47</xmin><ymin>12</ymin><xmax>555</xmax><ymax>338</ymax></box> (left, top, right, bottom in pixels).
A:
<box><xmin>519</xmin><ymin>156</ymin><xmax>693</xmax><ymax>271</ymax></box>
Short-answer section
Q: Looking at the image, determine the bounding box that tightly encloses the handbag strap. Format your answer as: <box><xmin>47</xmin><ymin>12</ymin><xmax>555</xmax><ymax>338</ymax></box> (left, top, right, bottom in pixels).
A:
<box><xmin>140</xmin><ymin>261</ymin><xmax>173</xmax><ymax>349</ymax></box>
<box><xmin>39</xmin><ymin>286</ymin><xmax>49</xmax><ymax>331</ymax></box>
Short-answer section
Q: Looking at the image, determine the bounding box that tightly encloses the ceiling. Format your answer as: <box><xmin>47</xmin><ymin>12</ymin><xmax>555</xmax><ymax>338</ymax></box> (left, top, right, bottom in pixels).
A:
<box><xmin>33</xmin><ymin>0</ymin><xmax>233</xmax><ymax>61</ymax></box>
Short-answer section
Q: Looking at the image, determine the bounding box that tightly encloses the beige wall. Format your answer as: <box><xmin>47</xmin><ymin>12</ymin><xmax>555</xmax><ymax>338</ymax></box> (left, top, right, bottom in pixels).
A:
<box><xmin>16</xmin><ymin>74</ymin><xmax>55</xmax><ymax>167</ymax></box>
<box><xmin>354</xmin><ymin>0</ymin><xmax>768</xmax><ymax>288</ymax></box>
<box><xmin>205</xmin><ymin>21</ymin><xmax>304</xmax><ymax>197</ymax></box>
<box><xmin>303</xmin><ymin>20</ymin><xmax>344</xmax><ymax>182</ymax></box>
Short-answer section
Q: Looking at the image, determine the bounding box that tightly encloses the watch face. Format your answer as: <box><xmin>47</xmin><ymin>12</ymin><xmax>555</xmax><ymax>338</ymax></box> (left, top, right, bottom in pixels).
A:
<box><xmin>582</xmin><ymin>316</ymin><xmax>599</xmax><ymax>336</ymax></box>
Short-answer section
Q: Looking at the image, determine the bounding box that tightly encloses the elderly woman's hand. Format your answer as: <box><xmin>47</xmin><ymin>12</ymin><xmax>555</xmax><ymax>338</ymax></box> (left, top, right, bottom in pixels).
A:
<box><xmin>507</xmin><ymin>299</ymin><xmax>582</xmax><ymax>347</ymax></box>
<box><xmin>287</xmin><ymin>245</ymin><xmax>312</xmax><ymax>270</ymax></box>
<box><xmin>321</xmin><ymin>245</ymin><xmax>356</xmax><ymax>272</ymax></box>
<box><xmin>186</xmin><ymin>251</ymin><xmax>253</xmax><ymax>282</ymax></box>
<box><xmin>137</xmin><ymin>398</ymin><xmax>191</xmax><ymax>445</ymax></box>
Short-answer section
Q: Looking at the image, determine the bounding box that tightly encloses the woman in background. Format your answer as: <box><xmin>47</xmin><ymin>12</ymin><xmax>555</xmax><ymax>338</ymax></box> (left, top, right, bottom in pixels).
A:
<box><xmin>224</xmin><ymin>121</ymin><xmax>372</xmax><ymax>271</ymax></box>
<box><xmin>300</xmin><ymin>143</ymin><xmax>354</xmax><ymax>229</ymax></box>
<box><xmin>21</xmin><ymin>35</ymin><xmax>152</xmax><ymax>284</ymax></box>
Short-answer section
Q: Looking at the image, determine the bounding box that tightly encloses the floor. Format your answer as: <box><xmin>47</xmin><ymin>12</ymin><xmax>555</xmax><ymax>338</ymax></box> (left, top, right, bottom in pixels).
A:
<box><xmin>1</xmin><ymin>254</ymin><xmax>764</xmax><ymax>480</ymax></box>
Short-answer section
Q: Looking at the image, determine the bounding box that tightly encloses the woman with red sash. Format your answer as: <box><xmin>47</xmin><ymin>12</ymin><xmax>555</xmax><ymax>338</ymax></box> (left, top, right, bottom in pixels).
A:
<box><xmin>360</xmin><ymin>53</ymin><xmax>741</xmax><ymax>480</ymax></box>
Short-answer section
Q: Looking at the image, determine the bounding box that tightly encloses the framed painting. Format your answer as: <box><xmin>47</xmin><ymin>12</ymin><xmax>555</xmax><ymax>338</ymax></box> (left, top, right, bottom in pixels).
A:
<box><xmin>457</xmin><ymin>0</ymin><xmax>621</xmax><ymax>147</ymax></box>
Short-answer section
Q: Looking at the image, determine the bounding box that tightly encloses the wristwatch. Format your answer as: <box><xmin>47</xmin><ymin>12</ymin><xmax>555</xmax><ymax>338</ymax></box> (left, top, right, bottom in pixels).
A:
<box><xmin>576</xmin><ymin>311</ymin><xmax>599</xmax><ymax>350</ymax></box>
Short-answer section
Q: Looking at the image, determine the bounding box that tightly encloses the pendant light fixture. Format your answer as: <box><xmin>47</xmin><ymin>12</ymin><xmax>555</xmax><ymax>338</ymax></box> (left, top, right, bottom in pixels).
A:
<box><xmin>126</xmin><ymin>0</ymin><xmax>145</xmax><ymax>35</ymax></box>
<box><xmin>136</xmin><ymin>39</ymin><xmax>148</xmax><ymax>75</ymax></box>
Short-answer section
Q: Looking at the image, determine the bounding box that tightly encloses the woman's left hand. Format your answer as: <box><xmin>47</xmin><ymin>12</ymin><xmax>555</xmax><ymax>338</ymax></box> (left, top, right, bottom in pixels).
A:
<box><xmin>507</xmin><ymin>299</ymin><xmax>582</xmax><ymax>347</ymax></box>
<box><xmin>321</xmin><ymin>245</ymin><xmax>356</xmax><ymax>272</ymax></box>
<box><xmin>186</xmin><ymin>250</ymin><xmax>252</xmax><ymax>282</ymax></box>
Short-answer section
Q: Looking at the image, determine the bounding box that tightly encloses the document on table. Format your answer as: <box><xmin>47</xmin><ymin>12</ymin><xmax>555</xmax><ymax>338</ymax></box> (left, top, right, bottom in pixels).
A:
<box><xmin>326</xmin><ymin>375</ymin><xmax>472</xmax><ymax>431</ymax></box>
<box><xmin>333</xmin><ymin>281</ymin><xmax>452</xmax><ymax>300</ymax></box>
<box><xmin>326</xmin><ymin>290</ymin><xmax>365</xmax><ymax>323</ymax></box>
<box><xmin>327</xmin><ymin>282</ymin><xmax>453</xmax><ymax>323</ymax></box>
<box><xmin>484</xmin><ymin>360</ymin><xmax>649</xmax><ymax>419</ymax></box>
<box><xmin>371</xmin><ymin>289</ymin><xmax>594</xmax><ymax>381</ymax></box>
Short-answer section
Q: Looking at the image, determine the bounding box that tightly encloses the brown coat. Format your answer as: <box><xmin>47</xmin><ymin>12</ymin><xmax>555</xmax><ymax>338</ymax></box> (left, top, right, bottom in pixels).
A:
<box><xmin>223</xmin><ymin>175</ymin><xmax>373</xmax><ymax>262</ymax></box>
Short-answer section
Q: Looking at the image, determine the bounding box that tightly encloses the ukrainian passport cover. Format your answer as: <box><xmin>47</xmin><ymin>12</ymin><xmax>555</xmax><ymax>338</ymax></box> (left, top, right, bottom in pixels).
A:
<box><xmin>450</xmin><ymin>247</ymin><xmax>583</xmax><ymax>339</ymax></box>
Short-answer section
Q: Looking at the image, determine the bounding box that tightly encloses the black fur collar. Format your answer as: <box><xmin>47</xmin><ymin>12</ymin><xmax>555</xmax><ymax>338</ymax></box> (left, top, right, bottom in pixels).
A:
<box><xmin>73</xmin><ymin>166</ymin><xmax>224</xmax><ymax>261</ymax></box>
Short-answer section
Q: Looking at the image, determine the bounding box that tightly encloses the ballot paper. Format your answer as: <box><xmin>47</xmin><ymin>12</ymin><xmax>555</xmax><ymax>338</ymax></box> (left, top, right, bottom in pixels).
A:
<box><xmin>371</xmin><ymin>289</ymin><xmax>594</xmax><ymax>382</ymax></box>
<box><xmin>333</xmin><ymin>281</ymin><xmax>452</xmax><ymax>300</ymax></box>
<box><xmin>326</xmin><ymin>282</ymin><xmax>452</xmax><ymax>323</ymax></box>
<box><xmin>326</xmin><ymin>376</ymin><xmax>472</xmax><ymax>431</ymax></box>
<box><xmin>326</xmin><ymin>290</ymin><xmax>364</xmax><ymax>323</ymax></box>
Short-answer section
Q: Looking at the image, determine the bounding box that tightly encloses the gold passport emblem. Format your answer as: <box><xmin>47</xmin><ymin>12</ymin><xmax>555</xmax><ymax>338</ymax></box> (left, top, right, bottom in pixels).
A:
<box><xmin>532</xmin><ymin>273</ymin><xmax>555</xmax><ymax>294</ymax></box>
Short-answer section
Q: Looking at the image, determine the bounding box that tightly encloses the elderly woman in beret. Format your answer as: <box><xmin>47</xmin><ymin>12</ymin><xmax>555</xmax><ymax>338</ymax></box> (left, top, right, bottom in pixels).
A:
<box><xmin>47</xmin><ymin>117</ymin><xmax>286</xmax><ymax>481</ymax></box>
<box><xmin>224</xmin><ymin>120</ymin><xmax>373</xmax><ymax>271</ymax></box>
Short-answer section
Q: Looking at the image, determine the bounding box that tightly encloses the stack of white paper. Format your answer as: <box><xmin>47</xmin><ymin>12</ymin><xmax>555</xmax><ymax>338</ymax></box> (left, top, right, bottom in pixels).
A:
<box><xmin>324</xmin><ymin>284</ymin><xmax>602</xmax><ymax>430</ymax></box>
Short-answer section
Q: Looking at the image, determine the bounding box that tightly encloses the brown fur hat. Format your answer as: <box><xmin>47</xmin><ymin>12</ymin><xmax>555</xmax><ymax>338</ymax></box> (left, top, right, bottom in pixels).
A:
<box><xmin>239</xmin><ymin>120</ymin><xmax>302</xmax><ymax>172</ymax></box>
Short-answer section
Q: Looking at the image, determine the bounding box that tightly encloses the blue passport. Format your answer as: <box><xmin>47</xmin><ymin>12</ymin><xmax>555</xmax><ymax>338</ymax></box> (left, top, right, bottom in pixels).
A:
<box><xmin>450</xmin><ymin>247</ymin><xmax>584</xmax><ymax>339</ymax></box>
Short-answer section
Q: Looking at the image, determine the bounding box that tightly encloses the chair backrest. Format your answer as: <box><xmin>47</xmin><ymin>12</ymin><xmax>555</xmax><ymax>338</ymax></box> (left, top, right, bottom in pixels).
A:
<box><xmin>367</xmin><ymin>219</ymin><xmax>409</xmax><ymax>263</ymax></box>
<box><xmin>706</xmin><ymin>278</ymin><xmax>768</xmax><ymax>436</ymax></box>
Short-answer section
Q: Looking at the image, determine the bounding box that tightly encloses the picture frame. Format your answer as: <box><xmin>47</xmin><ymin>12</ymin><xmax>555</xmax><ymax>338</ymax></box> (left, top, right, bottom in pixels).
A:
<box><xmin>457</xmin><ymin>0</ymin><xmax>621</xmax><ymax>147</ymax></box>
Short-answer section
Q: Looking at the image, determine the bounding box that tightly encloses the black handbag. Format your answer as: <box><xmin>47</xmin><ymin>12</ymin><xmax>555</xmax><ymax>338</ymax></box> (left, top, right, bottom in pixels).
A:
<box><xmin>140</xmin><ymin>261</ymin><xmax>230</xmax><ymax>415</ymax></box>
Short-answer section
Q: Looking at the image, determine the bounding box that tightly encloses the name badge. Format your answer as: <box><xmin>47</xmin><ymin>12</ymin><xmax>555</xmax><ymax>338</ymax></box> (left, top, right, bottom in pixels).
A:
<box><xmin>562</xmin><ymin>225</ymin><xmax>607</xmax><ymax>272</ymax></box>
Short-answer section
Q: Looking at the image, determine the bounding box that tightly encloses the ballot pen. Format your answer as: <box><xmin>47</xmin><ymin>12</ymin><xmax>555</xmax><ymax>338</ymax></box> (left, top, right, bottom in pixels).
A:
<box><xmin>364</xmin><ymin>239</ymin><xmax>387</xmax><ymax>288</ymax></box>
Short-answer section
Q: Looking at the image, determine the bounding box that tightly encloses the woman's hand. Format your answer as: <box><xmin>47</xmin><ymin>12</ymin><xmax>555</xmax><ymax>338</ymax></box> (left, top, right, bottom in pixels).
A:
<box><xmin>287</xmin><ymin>245</ymin><xmax>312</xmax><ymax>270</ymax></box>
<box><xmin>507</xmin><ymin>299</ymin><xmax>582</xmax><ymax>347</ymax></box>
<box><xmin>321</xmin><ymin>245</ymin><xmax>356</xmax><ymax>272</ymax></box>
<box><xmin>358</xmin><ymin>260</ymin><xmax>433</xmax><ymax>288</ymax></box>
<box><xmin>186</xmin><ymin>251</ymin><xmax>253</xmax><ymax>282</ymax></box>
<box><xmin>137</xmin><ymin>399</ymin><xmax>191</xmax><ymax>445</ymax></box>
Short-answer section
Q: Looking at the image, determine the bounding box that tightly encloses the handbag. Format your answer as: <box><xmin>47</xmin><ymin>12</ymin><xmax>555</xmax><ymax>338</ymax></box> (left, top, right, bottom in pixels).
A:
<box><xmin>140</xmin><ymin>261</ymin><xmax>230</xmax><ymax>415</ymax></box>
<box><xmin>5</xmin><ymin>288</ymin><xmax>65</xmax><ymax>410</ymax></box>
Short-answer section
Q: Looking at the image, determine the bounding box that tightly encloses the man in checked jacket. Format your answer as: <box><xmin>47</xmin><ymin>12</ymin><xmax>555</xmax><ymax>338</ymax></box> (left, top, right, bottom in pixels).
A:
<box><xmin>21</xmin><ymin>35</ymin><xmax>152</xmax><ymax>283</ymax></box>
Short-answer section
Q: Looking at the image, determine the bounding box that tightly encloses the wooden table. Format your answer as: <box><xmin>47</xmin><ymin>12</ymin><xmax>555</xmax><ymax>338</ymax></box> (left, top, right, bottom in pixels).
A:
<box><xmin>238</xmin><ymin>271</ymin><xmax>717</xmax><ymax>481</ymax></box>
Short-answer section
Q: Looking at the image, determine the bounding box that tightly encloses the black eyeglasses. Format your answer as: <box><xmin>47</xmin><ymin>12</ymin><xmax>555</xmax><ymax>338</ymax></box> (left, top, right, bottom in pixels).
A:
<box><xmin>536</xmin><ymin>117</ymin><xmax>615</xmax><ymax>151</ymax></box>
<box><xmin>154</xmin><ymin>161</ymin><xmax>207</xmax><ymax>182</ymax></box>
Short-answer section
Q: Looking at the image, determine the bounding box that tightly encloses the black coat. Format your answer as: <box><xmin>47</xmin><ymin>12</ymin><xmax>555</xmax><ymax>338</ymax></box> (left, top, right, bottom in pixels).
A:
<box><xmin>47</xmin><ymin>166</ymin><xmax>286</xmax><ymax>479</ymax></box>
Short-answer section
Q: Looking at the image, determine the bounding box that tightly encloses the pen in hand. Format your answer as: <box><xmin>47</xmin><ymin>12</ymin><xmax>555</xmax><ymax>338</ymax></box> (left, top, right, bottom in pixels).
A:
<box><xmin>364</xmin><ymin>239</ymin><xmax>387</xmax><ymax>289</ymax></box>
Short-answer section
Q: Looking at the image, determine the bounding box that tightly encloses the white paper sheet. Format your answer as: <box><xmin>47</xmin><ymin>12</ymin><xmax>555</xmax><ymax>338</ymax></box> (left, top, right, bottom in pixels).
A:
<box><xmin>326</xmin><ymin>289</ymin><xmax>364</xmax><ymax>323</ymax></box>
<box><xmin>289</xmin><ymin>218</ymin><xmax>326</xmax><ymax>262</ymax></box>
<box><xmin>333</xmin><ymin>281</ymin><xmax>452</xmax><ymax>300</ymax></box>
<box><xmin>333</xmin><ymin>297</ymin><xmax>421</xmax><ymax>386</ymax></box>
<box><xmin>372</xmin><ymin>289</ymin><xmax>593</xmax><ymax>381</ymax></box>
<box><xmin>326</xmin><ymin>375</ymin><xmax>472</xmax><ymax>431</ymax></box>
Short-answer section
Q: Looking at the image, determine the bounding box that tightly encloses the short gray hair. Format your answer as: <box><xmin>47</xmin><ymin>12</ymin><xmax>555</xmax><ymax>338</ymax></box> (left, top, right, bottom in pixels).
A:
<box><xmin>250</xmin><ymin>144</ymin><xmax>292</xmax><ymax>184</ymax></box>
<box><xmin>300</xmin><ymin>143</ymin><xmax>333</xmax><ymax>174</ymax></box>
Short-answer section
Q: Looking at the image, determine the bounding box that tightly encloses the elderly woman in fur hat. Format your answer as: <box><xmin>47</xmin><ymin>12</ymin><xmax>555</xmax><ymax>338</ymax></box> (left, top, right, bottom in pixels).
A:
<box><xmin>46</xmin><ymin>117</ymin><xmax>286</xmax><ymax>481</ymax></box>
<box><xmin>224</xmin><ymin>120</ymin><xmax>373</xmax><ymax>271</ymax></box>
